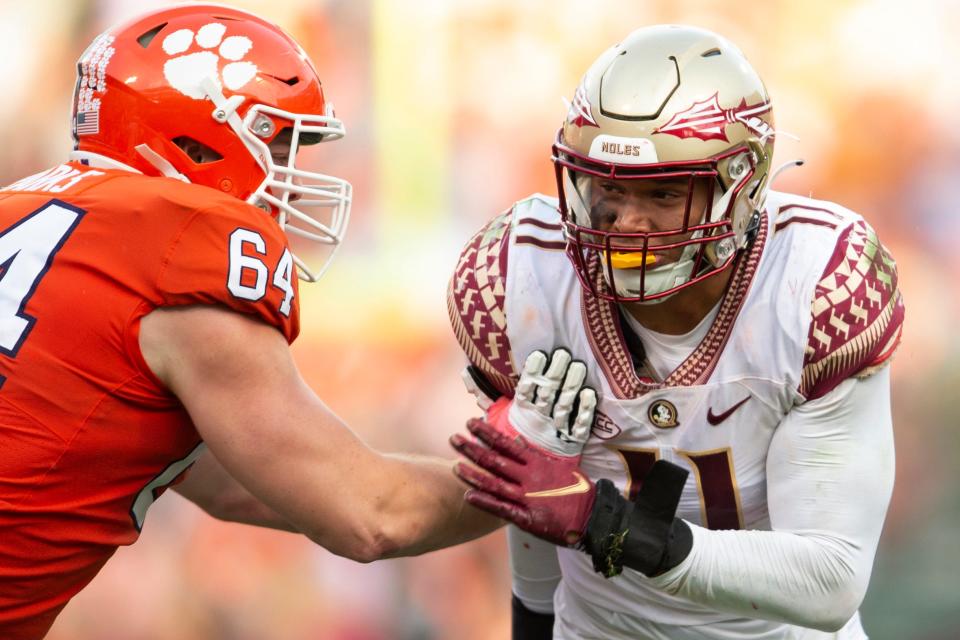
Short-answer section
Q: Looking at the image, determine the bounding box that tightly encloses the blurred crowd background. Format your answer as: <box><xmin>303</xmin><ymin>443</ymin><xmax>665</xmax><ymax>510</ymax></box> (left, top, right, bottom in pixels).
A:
<box><xmin>1</xmin><ymin>0</ymin><xmax>957</xmax><ymax>638</ymax></box>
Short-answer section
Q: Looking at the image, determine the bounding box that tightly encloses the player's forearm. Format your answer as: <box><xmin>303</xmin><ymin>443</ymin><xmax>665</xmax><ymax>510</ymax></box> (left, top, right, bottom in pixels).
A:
<box><xmin>175</xmin><ymin>448</ymin><xmax>299</xmax><ymax>532</ymax></box>
<box><xmin>212</xmin><ymin>436</ymin><xmax>497</xmax><ymax>562</ymax></box>
<box><xmin>508</xmin><ymin>527</ymin><xmax>561</xmax><ymax>614</ymax></box>
<box><xmin>648</xmin><ymin>525</ymin><xmax>869</xmax><ymax>631</ymax></box>
<box><xmin>197</xmin><ymin>485</ymin><xmax>299</xmax><ymax>532</ymax></box>
<box><xmin>370</xmin><ymin>453</ymin><xmax>502</xmax><ymax>559</ymax></box>
<box><xmin>651</xmin><ymin>372</ymin><xmax>894</xmax><ymax>631</ymax></box>
<box><xmin>148</xmin><ymin>307</ymin><xmax>497</xmax><ymax>560</ymax></box>
<box><xmin>290</xmin><ymin>451</ymin><xmax>500</xmax><ymax>563</ymax></box>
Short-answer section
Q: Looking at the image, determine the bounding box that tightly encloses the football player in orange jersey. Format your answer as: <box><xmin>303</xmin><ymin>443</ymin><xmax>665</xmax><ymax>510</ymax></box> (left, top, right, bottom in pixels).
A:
<box><xmin>0</xmin><ymin>6</ymin><xmax>529</xmax><ymax>638</ymax></box>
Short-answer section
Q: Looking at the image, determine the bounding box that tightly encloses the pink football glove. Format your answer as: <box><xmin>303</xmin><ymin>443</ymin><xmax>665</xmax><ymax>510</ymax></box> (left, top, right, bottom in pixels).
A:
<box><xmin>453</xmin><ymin>349</ymin><xmax>692</xmax><ymax>578</ymax></box>
<box><xmin>452</xmin><ymin>417</ymin><xmax>596</xmax><ymax>546</ymax></box>
<box><xmin>451</xmin><ymin>348</ymin><xmax>597</xmax><ymax>546</ymax></box>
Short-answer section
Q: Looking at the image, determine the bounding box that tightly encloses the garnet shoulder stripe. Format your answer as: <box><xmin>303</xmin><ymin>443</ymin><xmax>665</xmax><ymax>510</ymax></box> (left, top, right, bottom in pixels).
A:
<box><xmin>514</xmin><ymin>235</ymin><xmax>566</xmax><ymax>251</ymax></box>
<box><xmin>515</xmin><ymin>217</ymin><xmax>562</xmax><ymax>231</ymax></box>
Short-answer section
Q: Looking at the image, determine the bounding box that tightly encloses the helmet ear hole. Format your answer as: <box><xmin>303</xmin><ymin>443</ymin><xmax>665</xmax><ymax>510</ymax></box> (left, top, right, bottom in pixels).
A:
<box><xmin>172</xmin><ymin>136</ymin><xmax>224</xmax><ymax>164</ymax></box>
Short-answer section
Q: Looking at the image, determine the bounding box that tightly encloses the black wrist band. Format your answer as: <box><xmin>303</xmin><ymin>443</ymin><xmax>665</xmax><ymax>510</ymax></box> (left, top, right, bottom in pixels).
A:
<box><xmin>581</xmin><ymin>479</ymin><xmax>633</xmax><ymax>577</ymax></box>
<box><xmin>620</xmin><ymin>508</ymin><xmax>693</xmax><ymax>576</ymax></box>
<box><xmin>582</xmin><ymin>461</ymin><xmax>691</xmax><ymax>578</ymax></box>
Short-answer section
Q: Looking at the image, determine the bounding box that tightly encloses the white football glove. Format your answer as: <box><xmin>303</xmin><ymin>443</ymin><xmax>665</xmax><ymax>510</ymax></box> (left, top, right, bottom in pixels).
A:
<box><xmin>508</xmin><ymin>348</ymin><xmax>597</xmax><ymax>457</ymax></box>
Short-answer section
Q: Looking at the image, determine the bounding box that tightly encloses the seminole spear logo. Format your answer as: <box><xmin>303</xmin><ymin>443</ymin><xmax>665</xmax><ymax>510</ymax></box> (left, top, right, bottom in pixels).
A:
<box><xmin>566</xmin><ymin>83</ymin><xmax>599</xmax><ymax>128</ymax></box>
<box><xmin>654</xmin><ymin>93</ymin><xmax>772</xmax><ymax>142</ymax></box>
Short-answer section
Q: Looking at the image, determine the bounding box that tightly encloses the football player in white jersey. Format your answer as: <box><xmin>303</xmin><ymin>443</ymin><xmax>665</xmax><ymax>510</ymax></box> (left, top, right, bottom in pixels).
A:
<box><xmin>448</xmin><ymin>25</ymin><xmax>904</xmax><ymax>640</ymax></box>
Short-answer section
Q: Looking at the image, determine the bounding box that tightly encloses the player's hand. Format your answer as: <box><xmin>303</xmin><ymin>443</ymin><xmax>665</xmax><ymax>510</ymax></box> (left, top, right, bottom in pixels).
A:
<box><xmin>452</xmin><ymin>425</ymin><xmax>691</xmax><ymax>577</ymax></box>
<box><xmin>507</xmin><ymin>349</ymin><xmax>596</xmax><ymax>457</ymax></box>
<box><xmin>450</xmin><ymin>348</ymin><xmax>599</xmax><ymax>546</ymax></box>
<box><xmin>476</xmin><ymin>348</ymin><xmax>596</xmax><ymax>454</ymax></box>
<box><xmin>451</xmin><ymin>417</ymin><xmax>596</xmax><ymax>546</ymax></box>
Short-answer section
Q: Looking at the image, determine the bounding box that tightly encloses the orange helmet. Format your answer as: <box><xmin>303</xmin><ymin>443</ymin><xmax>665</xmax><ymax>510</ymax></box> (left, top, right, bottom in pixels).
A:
<box><xmin>70</xmin><ymin>4</ymin><xmax>351</xmax><ymax>281</ymax></box>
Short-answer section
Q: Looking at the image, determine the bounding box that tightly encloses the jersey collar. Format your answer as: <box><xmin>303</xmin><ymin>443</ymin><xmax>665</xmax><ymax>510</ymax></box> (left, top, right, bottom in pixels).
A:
<box><xmin>68</xmin><ymin>151</ymin><xmax>142</xmax><ymax>174</ymax></box>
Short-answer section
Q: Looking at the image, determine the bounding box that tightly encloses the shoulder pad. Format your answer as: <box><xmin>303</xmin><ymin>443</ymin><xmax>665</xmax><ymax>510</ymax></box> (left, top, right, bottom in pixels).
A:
<box><xmin>158</xmin><ymin>200</ymin><xmax>299</xmax><ymax>343</ymax></box>
<box><xmin>800</xmin><ymin>220</ymin><xmax>904</xmax><ymax>400</ymax></box>
<box><xmin>448</xmin><ymin>209</ymin><xmax>518</xmax><ymax>396</ymax></box>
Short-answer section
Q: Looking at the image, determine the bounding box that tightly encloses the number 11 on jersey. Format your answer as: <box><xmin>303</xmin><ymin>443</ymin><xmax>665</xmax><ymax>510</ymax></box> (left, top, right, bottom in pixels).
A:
<box><xmin>612</xmin><ymin>446</ymin><xmax>744</xmax><ymax>530</ymax></box>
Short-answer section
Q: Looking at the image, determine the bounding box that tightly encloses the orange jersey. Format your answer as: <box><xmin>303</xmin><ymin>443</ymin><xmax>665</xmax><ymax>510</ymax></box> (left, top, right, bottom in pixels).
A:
<box><xmin>0</xmin><ymin>162</ymin><xmax>300</xmax><ymax>638</ymax></box>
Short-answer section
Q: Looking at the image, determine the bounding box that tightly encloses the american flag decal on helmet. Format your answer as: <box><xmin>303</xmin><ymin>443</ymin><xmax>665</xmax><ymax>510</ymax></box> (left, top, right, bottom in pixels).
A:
<box><xmin>75</xmin><ymin>110</ymin><xmax>100</xmax><ymax>136</ymax></box>
<box><xmin>654</xmin><ymin>93</ymin><xmax>772</xmax><ymax>142</ymax></box>
<box><xmin>567</xmin><ymin>83</ymin><xmax>599</xmax><ymax>128</ymax></box>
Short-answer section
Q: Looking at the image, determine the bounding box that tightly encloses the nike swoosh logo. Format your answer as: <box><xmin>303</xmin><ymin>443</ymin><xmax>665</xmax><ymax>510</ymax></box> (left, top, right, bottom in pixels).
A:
<box><xmin>525</xmin><ymin>471</ymin><xmax>591</xmax><ymax>498</ymax></box>
<box><xmin>706</xmin><ymin>395</ymin><xmax>750</xmax><ymax>426</ymax></box>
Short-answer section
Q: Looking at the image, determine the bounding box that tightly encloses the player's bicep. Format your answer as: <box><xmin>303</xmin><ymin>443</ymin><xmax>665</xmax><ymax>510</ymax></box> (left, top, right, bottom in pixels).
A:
<box><xmin>767</xmin><ymin>367</ymin><xmax>894</xmax><ymax>541</ymax></box>
<box><xmin>139</xmin><ymin>304</ymin><xmax>294</xmax><ymax>405</ymax></box>
<box><xmin>139</xmin><ymin>306</ymin><xmax>375</xmax><ymax>536</ymax></box>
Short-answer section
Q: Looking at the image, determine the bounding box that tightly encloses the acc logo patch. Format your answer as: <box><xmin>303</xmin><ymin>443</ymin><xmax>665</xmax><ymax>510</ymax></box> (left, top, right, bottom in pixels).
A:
<box><xmin>648</xmin><ymin>399</ymin><xmax>679</xmax><ymax>429</ymax></box>
<box><xmin>590</xmin><ymin>410</ymin><xmax>622</xmax><ymax>440</ymax></box>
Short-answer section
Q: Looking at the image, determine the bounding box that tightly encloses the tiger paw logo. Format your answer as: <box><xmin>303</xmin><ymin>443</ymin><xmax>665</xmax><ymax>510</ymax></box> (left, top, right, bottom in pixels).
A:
<box><xmin>162</xmin><ymin>23</ymin><xmax>257</xmax><ymax>99</ymax></box>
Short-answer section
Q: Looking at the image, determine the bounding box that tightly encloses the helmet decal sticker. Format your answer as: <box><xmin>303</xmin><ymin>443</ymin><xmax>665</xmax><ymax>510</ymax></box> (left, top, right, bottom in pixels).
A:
<box><xmin>654</xmin><ymin>93</ymin><xmax>772</xmax><ymax>142</ymax></box>
<box><xmin>75</xmin><ymin>34</ymin><xmax>116</xmax><ymax>136</ymax></box>
<box><xmin>567</xmin><ymin>83</ymin><xmax>599</xmax><ymax>128</ymax></box>
<box><xmin>162</xmin><ymin>23</ymin><xmax>258</xmax><ymax>100</ymax></box>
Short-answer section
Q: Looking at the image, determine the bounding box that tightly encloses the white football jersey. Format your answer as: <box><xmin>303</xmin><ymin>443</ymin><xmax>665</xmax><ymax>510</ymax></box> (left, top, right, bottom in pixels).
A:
<box><xmin>449</xmin><ymin>190</ymin><xmax>903</xmax><ymax>638</ymax></box>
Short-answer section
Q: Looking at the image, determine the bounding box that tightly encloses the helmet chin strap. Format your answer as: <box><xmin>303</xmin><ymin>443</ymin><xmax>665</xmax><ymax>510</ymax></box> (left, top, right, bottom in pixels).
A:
<box><xmin>200</xmin><ymin>77</ymin><xmax>247</xmax><ymax>132</ymax></box>
<box><xmin>200</xmin><ymin>76</ymin><xmax>270</xmax><ymax>180</ymax></box>
<box><xmin>134</xmin><ymin>144</ymin><xmax>190</xmax><ymax>183</ymax></box>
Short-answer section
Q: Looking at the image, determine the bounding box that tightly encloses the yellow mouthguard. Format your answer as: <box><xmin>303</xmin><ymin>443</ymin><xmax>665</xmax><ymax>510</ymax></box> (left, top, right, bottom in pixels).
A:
<box><xmin>605</xmin><ymin>251</ymin><xmax>657</xmax><ymax>269</ymax></box>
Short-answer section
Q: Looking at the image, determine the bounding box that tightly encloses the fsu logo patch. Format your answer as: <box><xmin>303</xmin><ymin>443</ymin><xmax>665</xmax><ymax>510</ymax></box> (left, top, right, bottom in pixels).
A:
<box><xmin>654</xmin><ymin>93</ymin><xmax>772</xmax><ymax>142</ymax></box>
<box><xmin>648</xmin><ymin>399</ymin><xmax>679</xmax><ymax>429</ymax></box>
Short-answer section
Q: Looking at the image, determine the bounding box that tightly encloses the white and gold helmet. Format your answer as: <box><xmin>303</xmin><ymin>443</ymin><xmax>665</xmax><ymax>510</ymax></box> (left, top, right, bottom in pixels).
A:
<box><xmin>553</xmin><ymin>25</ymin><xmax>775</xmax><ymax>303</ymax></box>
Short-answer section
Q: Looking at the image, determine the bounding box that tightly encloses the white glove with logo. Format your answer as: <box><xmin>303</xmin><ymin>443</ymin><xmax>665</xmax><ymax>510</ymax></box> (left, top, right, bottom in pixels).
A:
<box><xmin>508</xmin><ymin>349</ymin><xmax>597</xmax><ymax>456</ymax></box>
